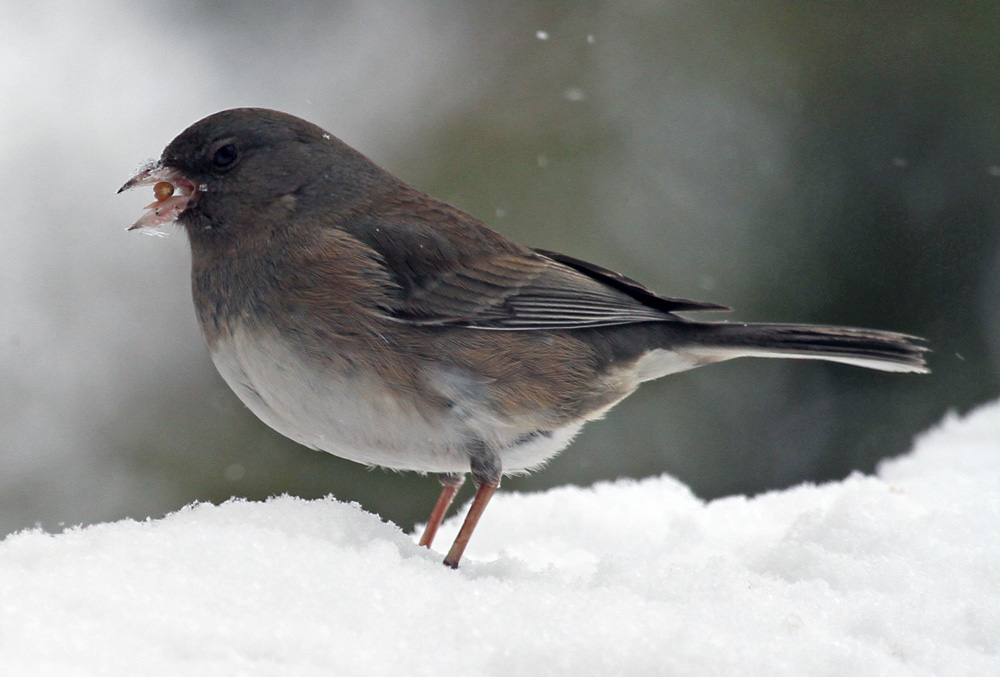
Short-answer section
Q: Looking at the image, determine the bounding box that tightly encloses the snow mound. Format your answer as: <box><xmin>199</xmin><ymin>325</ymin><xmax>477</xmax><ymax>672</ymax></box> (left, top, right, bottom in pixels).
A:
<box><xmin>1</xmin><ymin>402</ymin><xmax>997</xmax><ymax>676</ymax></box>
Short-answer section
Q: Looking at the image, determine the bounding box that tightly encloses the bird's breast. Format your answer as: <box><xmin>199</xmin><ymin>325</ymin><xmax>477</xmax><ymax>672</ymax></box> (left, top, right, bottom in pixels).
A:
<box><xmin>204</xmin><ymin>319</ymin><xmax>477</xmax><ymax>472</ymax></box>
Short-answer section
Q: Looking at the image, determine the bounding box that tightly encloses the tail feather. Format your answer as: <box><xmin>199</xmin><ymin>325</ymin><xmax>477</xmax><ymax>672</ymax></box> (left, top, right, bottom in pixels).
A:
<box><xmin>678</xmin><ymin>322</ymin><xmax>929</xmax><ymax>374</ymax></box>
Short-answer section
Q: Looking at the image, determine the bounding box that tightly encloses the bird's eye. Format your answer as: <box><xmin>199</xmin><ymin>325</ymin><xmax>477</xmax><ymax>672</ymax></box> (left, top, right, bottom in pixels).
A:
<box><xmin>212</xmin><ymin>143</ymin><xmax>238</xmax><ymax>169</ymax></box>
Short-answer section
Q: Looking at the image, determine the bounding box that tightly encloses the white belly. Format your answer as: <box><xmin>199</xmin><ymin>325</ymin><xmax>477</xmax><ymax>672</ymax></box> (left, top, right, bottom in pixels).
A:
<box><xmin>208</xmin><ymin>323</ymin><xmax>584</xmax><ymax>475</ymax></box>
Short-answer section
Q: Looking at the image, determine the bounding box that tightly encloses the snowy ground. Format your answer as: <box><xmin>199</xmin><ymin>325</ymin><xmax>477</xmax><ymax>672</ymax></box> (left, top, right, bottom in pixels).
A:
<box><xmin>0</xmin><ymin>402</ymin><xmax>996</xmax><ymax>676</ymax></box>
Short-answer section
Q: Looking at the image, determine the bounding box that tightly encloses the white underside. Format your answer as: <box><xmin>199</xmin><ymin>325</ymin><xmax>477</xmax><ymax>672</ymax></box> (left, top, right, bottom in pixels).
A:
<box><xmin>209</xmin><ymin>323</ymin><xmax>588</xmax><ymax>475</ymax></box>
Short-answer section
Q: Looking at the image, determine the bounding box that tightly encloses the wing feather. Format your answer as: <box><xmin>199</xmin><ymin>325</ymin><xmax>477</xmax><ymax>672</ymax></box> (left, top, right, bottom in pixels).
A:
<box><xmin>339</xmin><ymin>198</ymin><xmax>727</xmax><ymax>330</ymax></box>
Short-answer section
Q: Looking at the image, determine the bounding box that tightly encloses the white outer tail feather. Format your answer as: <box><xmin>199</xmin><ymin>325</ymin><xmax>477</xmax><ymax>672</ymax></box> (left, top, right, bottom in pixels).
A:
<box><xmin>688</xmin><ymin>345</ymin><xmax>930</xmax><ymax>374</ymax></box>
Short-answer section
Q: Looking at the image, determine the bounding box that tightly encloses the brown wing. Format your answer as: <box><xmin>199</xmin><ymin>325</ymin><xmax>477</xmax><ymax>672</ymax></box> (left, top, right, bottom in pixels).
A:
<box><xmin>340</xmin><ymin>199</ymin><xmax>727</xmax><ymax>330</ymax></box>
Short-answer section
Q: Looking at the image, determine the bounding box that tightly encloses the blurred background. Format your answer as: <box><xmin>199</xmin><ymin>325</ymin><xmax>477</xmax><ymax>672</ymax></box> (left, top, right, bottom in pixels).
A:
<box><xmin>1</xmin><ymin>1</ymin><xmax>997</xmax><ymax>537</ymax></box>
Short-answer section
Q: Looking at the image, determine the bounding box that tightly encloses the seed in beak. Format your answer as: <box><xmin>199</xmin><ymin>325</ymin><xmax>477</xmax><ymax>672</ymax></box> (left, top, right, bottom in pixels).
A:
<box><xmin>153</xmin><ymin>181</ymin><xmax>175</xmax><ymax>202</ymax></box>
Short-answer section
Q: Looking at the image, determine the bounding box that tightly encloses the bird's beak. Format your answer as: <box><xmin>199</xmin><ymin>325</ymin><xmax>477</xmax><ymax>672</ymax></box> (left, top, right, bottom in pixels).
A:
<box><xmin>119</xmin><ymin>161</ymin><xmax>200</xmax><ymax>231</ymax></box>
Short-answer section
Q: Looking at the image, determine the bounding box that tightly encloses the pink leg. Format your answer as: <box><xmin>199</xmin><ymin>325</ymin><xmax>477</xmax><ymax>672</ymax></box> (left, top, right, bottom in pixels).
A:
<box><xmin>418</xmin><ymin>473</ymin><xmax>465</xmax><ymax>549</ymax></box>
<box><xmin>443</xmin><ymin>481</ymin><xmax>498</xmax><ymax>569</ymax></box>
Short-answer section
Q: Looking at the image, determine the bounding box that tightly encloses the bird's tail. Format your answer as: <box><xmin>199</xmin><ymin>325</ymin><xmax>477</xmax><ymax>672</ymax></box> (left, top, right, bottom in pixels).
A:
<box><xmin>673</xmin><ymin>322</ymin><xmax>929</xmax><ymax>374</ymax></box>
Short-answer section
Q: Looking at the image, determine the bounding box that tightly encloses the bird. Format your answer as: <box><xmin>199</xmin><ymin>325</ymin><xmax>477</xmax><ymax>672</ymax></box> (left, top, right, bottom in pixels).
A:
<box><xmin>120</xmin><ymin>108</ymin><xmax>928</xmax><ymax>568</ymax></box>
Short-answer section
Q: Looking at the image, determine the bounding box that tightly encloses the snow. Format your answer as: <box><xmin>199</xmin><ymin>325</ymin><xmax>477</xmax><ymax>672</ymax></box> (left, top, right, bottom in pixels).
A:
<box><xmin>1</xmin><ymin>403</ymin><xmax>997</xmax><ymax>676</ymax></box>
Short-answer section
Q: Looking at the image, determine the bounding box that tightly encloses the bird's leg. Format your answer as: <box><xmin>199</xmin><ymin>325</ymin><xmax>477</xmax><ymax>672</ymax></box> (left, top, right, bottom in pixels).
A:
<box><xmin>443</xmin><ymin>450</ymin><xmax>501</xmax><ymax>569</ymax></box>
<box><xmin>418</xmin><ymin>472</ymin><xmax>466</xmax><ymax>549</ymax></box>
<box><xmin>442</xmin><ymin>482</ymin><xmax>497</xmax><ymax>569</ymax></box>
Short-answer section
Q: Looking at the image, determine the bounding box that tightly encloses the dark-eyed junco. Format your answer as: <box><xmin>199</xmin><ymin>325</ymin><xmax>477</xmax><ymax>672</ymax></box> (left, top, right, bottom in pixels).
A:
<box><xmin>121</xmin><ymin>108</ymin><xmax>928</xmax><ymax>568</ymax></box>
